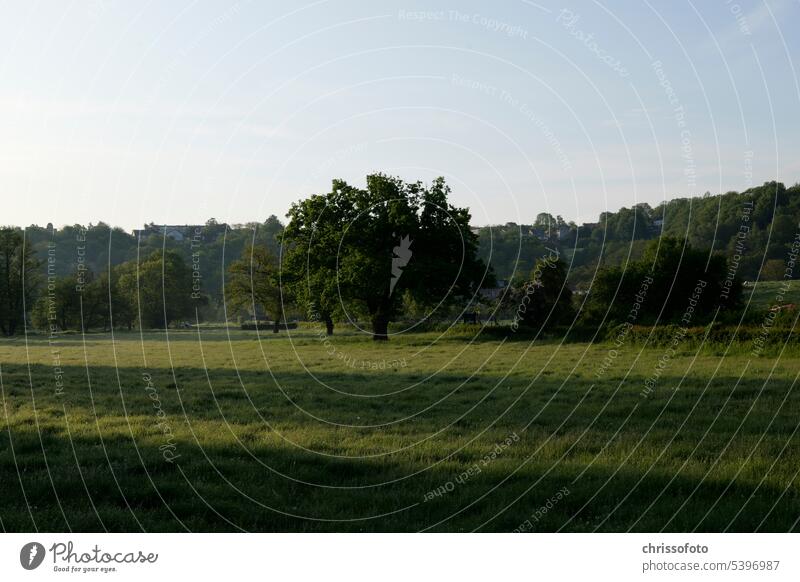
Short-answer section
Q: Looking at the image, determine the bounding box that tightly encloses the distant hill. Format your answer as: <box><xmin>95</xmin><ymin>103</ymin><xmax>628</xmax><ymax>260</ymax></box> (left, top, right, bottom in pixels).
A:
<box><xmin>474</xmin><ymin>181</ymin><xmax>800</xmax><ymax>289</ymax></box>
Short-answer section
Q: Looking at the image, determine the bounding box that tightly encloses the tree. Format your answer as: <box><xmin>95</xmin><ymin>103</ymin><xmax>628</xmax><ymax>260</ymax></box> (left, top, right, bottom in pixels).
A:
<box><xmin>504</xmin><ymin>255</ymin><xmax>573</xmax><ymax>330</ymax></box>
<box><xmin>118</xmin><ymin>250</ymin><xmax>196</xmax><ymax>329</ymax></box>
<box><xmin>534</xmin><ymin>212</ymin><xmax>556</xmax><ymax>235</ymax></box>
<box><xmin>227</xmin><ymin>245</ymin><xmax>285</xmax><ymax>333</ymax></box>
<box><xmin>0</xmin><ymin>228</ymin><xmax>41</xmax><ymax>335</ymax></box>
<box><xmin>112</xmin><ymin>261</ymin><xmax>139</xmax><ymax>330</ymax></box>
<box><xmin>761</xmin><ymin>259</ymin><xmax>786</xmax><ymax>281</ymax></box>
<box><xmin>31</xmin><ymin>274</ymin><xmax>82</xmax><ymax>332</ymax></box>
<box><xmin>282</xmin><ymin>194</ymin><xmax>344</xmax><ymax>335</ymax></box>
<box><xmin>81</xmin><ymin>268</ymin><xmax>131</xmax><ymax>332</ymax></box>
<box><xmin>51</xmin><ymin>273</ymin><xmax>82</xmax><ymax>330</ymax></box>
<box><xmin>29</xmin><ymin>266</ymin><xmax>136</xmax><ymax>333</ymax></box>
<box><xmin>283</xmin><ymin>174</ymin><xmax>488</xmax><ymax>340</ymax></box>
<box><xmin>585</xmin><ymin>237</ymin><xmax>741</xmax><ymax>324</ymax></box>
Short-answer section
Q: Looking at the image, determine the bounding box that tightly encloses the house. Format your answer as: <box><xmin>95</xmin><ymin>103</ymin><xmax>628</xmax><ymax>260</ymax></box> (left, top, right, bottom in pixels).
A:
<box><xmin>556</xmin><ymin>224</ymin><xmax>573</xmax><ymax>240</ymax></box>
<box><xmin>133</xmin><ymin>224</ymin><xmax>202</xmax><ymax>242</ymax></box>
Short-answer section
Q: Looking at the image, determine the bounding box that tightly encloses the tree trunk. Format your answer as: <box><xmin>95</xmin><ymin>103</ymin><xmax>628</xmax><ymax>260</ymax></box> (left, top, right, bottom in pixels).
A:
<box><xmin>323</xmin><ymin>314</ymin><xmax>334</xmax><ymax>336</ymax></box>
<box><xmin>273</xmin><ymin>320</ymin><xmax>280</xmax><ymax>333</ymax></box>
<box><xmin>372</xmin><ymin>314</ymin><xmax>389</xmax><ymax>341</ymax></box>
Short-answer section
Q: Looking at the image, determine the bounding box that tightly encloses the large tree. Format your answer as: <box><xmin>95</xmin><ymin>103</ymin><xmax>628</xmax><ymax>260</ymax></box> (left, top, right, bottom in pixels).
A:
<box><xmin>0</xmin><ymin>228</ymin><xmax>41</xmax><ymax>336</ymax></box>
<box><xmin>281</xmin><ymin>194</ymin><xmax>344</xmax><ymax>335</ymax></box>
<box><xmin>283</xmin><ymin>174</ymin><xmax>489</xmax><ymax>340</ymax></box>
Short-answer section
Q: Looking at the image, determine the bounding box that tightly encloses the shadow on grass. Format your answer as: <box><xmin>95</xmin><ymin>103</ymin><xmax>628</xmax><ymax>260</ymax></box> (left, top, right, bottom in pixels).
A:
<box><xmin>1</xmin><ymin>428</ymin><xmax>797</xmax><ymax>532</ymax></box>
<box><xmin>1</xmin><ymin>361</ymin><xmax>798</xmax><ymax>532</ymax></box>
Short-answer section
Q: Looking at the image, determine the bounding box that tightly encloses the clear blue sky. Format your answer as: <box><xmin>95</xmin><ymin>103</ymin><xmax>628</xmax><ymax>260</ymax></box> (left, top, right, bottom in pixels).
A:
<box><xmin>1</xmin><ymin>0</ymin><xmax>798</xmax><ymax>230</ymax></box>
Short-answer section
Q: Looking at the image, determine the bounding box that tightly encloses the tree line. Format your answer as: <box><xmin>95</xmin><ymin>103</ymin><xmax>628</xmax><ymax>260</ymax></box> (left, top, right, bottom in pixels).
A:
<box><xmin>477</xmin><ymin>180</ymin><xmax>800</xmax><ymax>290</ymax></box>
<box><xmin>1</xmin><ymin>176</ymin><xmax>796</xmax><ymax>339</ymax></box>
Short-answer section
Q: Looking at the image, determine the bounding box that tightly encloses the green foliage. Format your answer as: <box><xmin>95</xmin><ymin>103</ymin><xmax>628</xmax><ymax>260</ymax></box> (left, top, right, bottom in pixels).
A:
<box><xmin>118</xmin><ymin>250</ymin><xmax>200</xmax><ymax>329</ymax></box>
<box><xmin>0</xmin><ymin>227</ymin><xmax>40</xmax><ymax>335</ymax></box>
<box><xmin>31</xmin><ymin>273</ymin><xmax>81</xmax><ymax>331</ymax></box>
<box><xmin>226</xmin><ymin>245</ymin><xmax>286</xmax><ymax>332</ymax></box>
<box><xmin>477</xmin><ymin>181</ymin><xmax>800</xmax><ymax>292</ymax></box>
<box><xmin>283</xmin><ymin>174</ymin><xmax>489</xmax><ymax>340</ymax></box>
<box><xmin>585</xmin><ymin>237</ymin><xmax>741</xmax><ymax>325</ymax></box>
<box><xmin>503</xmin><ymin>255</ymin><xmax>574</xmax><ymax>331</ymax></box>
<box><xmin>23</xmin><ymin>218</ymin><xmax>284</xmax><ymax>314</ymax></box>
<box><xmin>7</xmin><ymin>180</ymin><xmax>800</xmax><ymax>334</ymax></box>
<box><xmin>281</xmin><ymin>192</ymin><xmax>344</xmax><ymax>334</ymax></box>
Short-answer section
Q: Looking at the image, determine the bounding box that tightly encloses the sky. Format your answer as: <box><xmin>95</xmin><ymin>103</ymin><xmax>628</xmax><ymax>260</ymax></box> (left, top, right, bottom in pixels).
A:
<box><xmin>1</xmin><ymin>0</ymin><xmax>798</xmax><ymax>231</ymax></box>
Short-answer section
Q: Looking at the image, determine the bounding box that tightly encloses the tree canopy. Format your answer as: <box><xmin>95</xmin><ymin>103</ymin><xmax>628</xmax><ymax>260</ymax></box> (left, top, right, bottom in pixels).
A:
<box><xmin>282</xmin><ymin>174</ymin><xmax>490</xmax><ymax>340</ymax></box>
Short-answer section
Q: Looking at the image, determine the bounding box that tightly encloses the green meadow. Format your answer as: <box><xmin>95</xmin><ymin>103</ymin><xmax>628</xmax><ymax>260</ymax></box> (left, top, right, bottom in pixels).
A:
<box><xmin>743</xmin><ymin>279</ymin><xmax>800</xmax><ymax>310</ymax></box>
<box><xmin>1</xmin><ymin>328</ymin><xmax>798</xmax><ymax>532</ymax></box>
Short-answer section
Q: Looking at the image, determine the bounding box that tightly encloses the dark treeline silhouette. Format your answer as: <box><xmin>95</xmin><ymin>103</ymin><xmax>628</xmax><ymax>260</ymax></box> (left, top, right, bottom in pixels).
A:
<box><xmin>0</xmin><ymin>179</ymin><xmax>797</xmax><ymax>338</ymax></box>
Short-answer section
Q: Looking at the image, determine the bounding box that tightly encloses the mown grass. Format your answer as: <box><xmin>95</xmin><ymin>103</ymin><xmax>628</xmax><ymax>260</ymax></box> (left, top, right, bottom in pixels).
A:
<box><xmin>0</xmin><ymin>327</ymin><xmax>798</xmax><ymax>532</ymax></box>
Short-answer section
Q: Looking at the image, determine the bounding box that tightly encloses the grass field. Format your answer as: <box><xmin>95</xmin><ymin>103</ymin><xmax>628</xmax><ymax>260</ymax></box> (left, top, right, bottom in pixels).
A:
<box><xmin>1</xmin><ymin>327</ymin><xmax>798</xmax><ymax>532</ymax></box>
<box><xmin>743</xmin><ymin>279</ymin><xmax>800</xmax><ymax>310</ymax></box>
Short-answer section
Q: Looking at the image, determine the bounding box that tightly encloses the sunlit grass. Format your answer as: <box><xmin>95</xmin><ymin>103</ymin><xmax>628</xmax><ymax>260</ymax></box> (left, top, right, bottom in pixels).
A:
<box><xmin>0</xmin><ymin>329</ymin><xmax>798</xmax><ymax>531</ymax></box>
